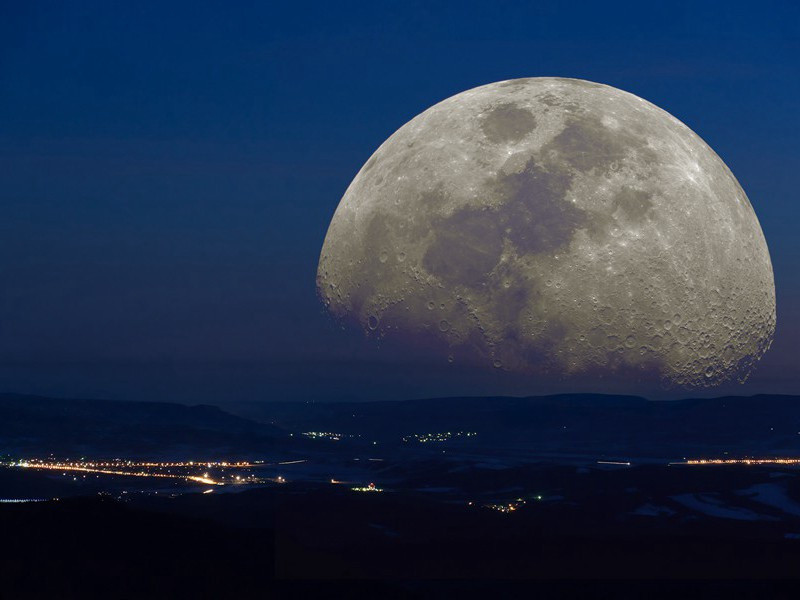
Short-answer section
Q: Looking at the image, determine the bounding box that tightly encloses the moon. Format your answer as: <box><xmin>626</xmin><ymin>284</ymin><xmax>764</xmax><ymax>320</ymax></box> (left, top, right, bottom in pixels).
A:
<box><xmin>317</xmin><ymin>78</ymin><xmax>775</xmax><ymax>388</ymax></box>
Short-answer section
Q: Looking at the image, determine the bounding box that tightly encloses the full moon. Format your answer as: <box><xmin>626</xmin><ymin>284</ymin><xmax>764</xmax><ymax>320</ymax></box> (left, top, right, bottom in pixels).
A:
<box><xmin>317</xmin><ymin>78</ymin><xmax>775</xmax><ymax>388</ymax></box>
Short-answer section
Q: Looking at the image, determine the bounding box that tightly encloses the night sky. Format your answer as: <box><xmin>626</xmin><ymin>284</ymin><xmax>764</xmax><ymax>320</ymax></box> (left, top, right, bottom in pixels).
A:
<box><xmin>1</xmin><ymin>1</ymin><xmax>798</xmax><ymax>402</ymax></box>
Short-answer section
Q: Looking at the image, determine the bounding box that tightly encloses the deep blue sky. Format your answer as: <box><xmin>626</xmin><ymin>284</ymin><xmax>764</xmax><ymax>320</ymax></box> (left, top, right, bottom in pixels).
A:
<box><xmin>1</xmin><ymin>1</ymin><xmax>798</xmax><ymax>402</ymax></box>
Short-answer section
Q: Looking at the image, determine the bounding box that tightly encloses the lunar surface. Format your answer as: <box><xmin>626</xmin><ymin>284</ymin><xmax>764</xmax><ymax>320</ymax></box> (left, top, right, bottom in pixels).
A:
<box><xmin>317</xmin><ymin>78</ymin><xmax>775</xmax><ymax>388</ymax></box>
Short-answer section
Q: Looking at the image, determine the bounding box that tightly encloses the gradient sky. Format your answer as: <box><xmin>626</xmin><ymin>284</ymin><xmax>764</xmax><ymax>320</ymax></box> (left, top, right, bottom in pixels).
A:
<box><xmin>1</xmin><ymin>1</ymin><xmax>798</xmax><ymax>402</ymax></box>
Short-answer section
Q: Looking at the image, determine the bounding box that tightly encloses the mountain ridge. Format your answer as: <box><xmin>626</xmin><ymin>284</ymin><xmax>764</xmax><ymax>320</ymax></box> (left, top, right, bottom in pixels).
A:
<box><xmin>2</xmin><ymin>392</ymin><xmax>799</xmax><ymax>460</ymax></box>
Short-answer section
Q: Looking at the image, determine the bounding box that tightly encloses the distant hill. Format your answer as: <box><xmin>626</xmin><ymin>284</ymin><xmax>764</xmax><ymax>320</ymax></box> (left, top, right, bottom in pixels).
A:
<box><xmin>0</xmin><ymin>393</ymin><xmax>283</xmax><ymax>458</ymax></box>
<box><xmin>3</xmin><ymin>392</ymin><xmax>800</xmax><ymax>460</ymax></box>
<box><xmin>227</xmin><ymin>393</ymin><xmax>800</xmax><ymax>459</ymax></box>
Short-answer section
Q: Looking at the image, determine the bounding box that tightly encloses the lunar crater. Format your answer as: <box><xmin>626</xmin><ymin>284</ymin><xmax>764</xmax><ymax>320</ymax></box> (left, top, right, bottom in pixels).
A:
<box><xmin>480</xmin><ymin>102</ymin><xmax>538</xmax><ymax>144</ymax></box>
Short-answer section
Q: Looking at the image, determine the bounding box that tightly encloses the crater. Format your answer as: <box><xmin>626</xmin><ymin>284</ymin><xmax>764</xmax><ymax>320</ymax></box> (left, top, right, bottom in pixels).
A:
<box><xmin>614</xmin><ymin>187</ymin><xmax>654</xmax><ymax>221</ymax></box>
<box><xmin>537</xmin><ymin>93</ymin><xmax>562</xmax><ymax>107</ymax></box>
<box><xmin>519</xmin><ymin>319</ymin><xmax>569</xmax><ymax>370</ymax></box>
<box><xmin>480</xmin><ymin>102</ymin><xmax>537</xmax><ymax>144</ymax></box>
<box><xmin>350</xmin><ymin>211</ymin><xmax>426</xmax><ymax>316</ymax></box>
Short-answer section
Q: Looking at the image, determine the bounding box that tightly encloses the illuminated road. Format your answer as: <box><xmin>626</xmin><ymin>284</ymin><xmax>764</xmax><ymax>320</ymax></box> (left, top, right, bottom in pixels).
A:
<box><xmin>16</xmin><ymin>460</ymin><xmax>221</xmax><ymax>485</ymax></box>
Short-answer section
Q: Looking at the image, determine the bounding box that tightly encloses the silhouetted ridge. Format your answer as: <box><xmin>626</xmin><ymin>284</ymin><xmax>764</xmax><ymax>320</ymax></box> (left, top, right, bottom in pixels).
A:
<box><xmin>0</xmin><ymin>393</ymin><xmax>282</xmax><ymax>458</ymax></box>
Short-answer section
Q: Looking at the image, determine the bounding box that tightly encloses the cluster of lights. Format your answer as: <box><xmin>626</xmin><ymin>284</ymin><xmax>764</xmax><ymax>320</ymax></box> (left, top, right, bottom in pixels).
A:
<box><xmin>351</xmin><ymin>482</ymin><xmax>383</xmax><ymax>493</ymax></box>
<box><xmin>482</xmin><ymin>500</ymin><xmax>525</xmax><ymax>513</ymax></box>
<box><xmin>17</xmin><ymin>459</ymin><xmax>224</xmax><ymax>485</ymax></box>
<box><xmin>402</xmin><ymin>431</ymin><xmax>477</xmax><ymax>443</ymax></box>
<box><xmin>301</xmin><ymin>432</ymin><xmax>355</xmax><ymax>441</ymax></box>
<box><xmin>14</xmin><ymin>458</ymin><xmax>255</xmax><ymax>469</ymax></box>
<box><xmin>470</xmin><ymin>495</ymin><xmax>543</xmax><ymax>514</ymax></box>
<box><xmin>8</xmin><ymin>458</ymin><xmax>275</xmax><ymax>487</ymax></box>
<box><xmin>677</xmin><ymin>458</ymin><xmax>800</xmax><ymax>466</ymax></box>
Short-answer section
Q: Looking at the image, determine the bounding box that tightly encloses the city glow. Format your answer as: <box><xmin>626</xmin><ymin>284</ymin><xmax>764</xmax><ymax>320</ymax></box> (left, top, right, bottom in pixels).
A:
<box><xmin>5</xmin><ymin>458</ymin><xmax>279</xmax><ymax>487</ymax></box>
<box><xmin>401</xmin><ymin>431</ymin><xmax>477</xmax><ymax>443</ymax></box>
<box><xmin>301</xmin><ymin>431</ymin><xmax>356</xmax><ymax>441</ymax></box>
<box><xmin>351</xmin><ymin>482</ymin><xmax>383</xmax><ymax>493</ymax></box>
<box><xmin>672</xmin><ymin>457</ymin><xmax>800</xmax><ymax>466</ymax></box>
<box><xmin>483</xmin><ymin>499</ymin><xmax>526</xmax><ymax>514</ymax></box>
<box><xmin>18</xmin><ymin>460</ymin><xmax>223</xmax><ymax>485</ymax></box>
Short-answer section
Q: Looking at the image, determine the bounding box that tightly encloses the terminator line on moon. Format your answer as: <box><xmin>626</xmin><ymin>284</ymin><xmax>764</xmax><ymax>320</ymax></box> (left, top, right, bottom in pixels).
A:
<box><xmin>317</xmin><ymin>78</ymin><xmax>775</xmax><ymax>388</ymax></box>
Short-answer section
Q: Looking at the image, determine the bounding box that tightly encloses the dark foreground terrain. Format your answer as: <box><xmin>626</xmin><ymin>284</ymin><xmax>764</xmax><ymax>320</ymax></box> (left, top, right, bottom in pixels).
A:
<box><xmin>3</xmin><ymin>392</ymin><xmax>800</xmax><ymax>597</ymax></box>
<box><xmin>3</xmin><ymin>465</ymin><xmax>800</xmax><ymax>598</ymax></box>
